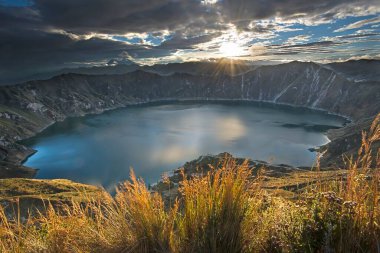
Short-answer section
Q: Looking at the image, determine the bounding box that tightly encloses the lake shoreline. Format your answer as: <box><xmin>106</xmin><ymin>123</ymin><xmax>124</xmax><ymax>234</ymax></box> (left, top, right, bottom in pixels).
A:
<box><xmin>17</xmin><ymin>98</ymin><xmax>350</xmax><ymax>173</ymax></box>
<box><xmin>22</xmin><ymin>100</ymin><xmax>346</xmax><ymax>187</ymax></box>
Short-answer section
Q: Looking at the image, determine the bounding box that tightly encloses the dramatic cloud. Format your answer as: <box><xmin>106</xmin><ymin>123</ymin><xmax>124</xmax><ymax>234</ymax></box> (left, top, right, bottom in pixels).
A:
<box><xmin>334</xmin><ymin>16</ymin><xmax>380</xmax><ymax>32</ymax></box>
<box><xmin>285</xmin><ymin>35</ymin><xmax>312</xmax><ymax>45</ymax></box>
<box><xmin>0</xmin><ymin>0</ymin><xmax>379</xmax><ymax>84</ymax></box>
<box><xmin>253</xmin><ymin>41</ymin><xmax>342</xmax><ymax>57</ymax></box>
<box><xmin>157</xmin><ymin>33</ymin><xmax>223</xmax><ymax>50</ymax></box>
<box><xmin>219</xmin><ymin>0</ymin><xmax>380</xmax><ymax>27</ymax></box>
<box><xmin>34</xmin><ymin>0</ymin><xmax>219</xmax><ymax>34</ymax></box>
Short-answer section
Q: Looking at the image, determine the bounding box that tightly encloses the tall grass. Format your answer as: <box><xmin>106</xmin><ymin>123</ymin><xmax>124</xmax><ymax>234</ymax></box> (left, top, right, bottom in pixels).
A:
<box><xmin>175</xmin><ymin>160</ymin><xmax>257</xmax><ymax>253</ymax></box>
<box><xmin>0</xmin><ymin>114</ymin><xmax>379</xmax><ymax>253</ymax></box>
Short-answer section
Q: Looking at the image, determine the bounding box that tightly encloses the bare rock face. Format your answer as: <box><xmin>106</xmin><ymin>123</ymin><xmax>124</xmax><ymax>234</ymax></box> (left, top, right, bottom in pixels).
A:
<box><xmin>0</xmin><ymin>61</ymin><xmax>379</xmax><ymax>176</ymax></box>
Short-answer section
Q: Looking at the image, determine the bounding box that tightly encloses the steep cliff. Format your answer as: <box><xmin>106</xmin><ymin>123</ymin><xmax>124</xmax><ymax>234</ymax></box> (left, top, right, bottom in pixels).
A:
<box><xmin>0</xmin><ymin>61</ymin><xmax>379</xmax><ymax>175</ymax></box>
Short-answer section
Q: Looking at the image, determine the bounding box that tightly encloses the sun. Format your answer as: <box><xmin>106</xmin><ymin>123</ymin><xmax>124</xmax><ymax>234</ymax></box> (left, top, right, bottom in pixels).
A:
<box><xmin>219</xmin><ymin>41</ymin><xmax>245</xmax><ymax>57</ymax></box>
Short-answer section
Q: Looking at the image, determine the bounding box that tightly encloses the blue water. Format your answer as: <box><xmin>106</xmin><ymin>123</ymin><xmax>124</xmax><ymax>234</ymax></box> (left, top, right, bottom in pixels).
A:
<box><xmin>22</xmin><ymin>102</ymin><xmax>346</xmax><ymax>190</ymax></box>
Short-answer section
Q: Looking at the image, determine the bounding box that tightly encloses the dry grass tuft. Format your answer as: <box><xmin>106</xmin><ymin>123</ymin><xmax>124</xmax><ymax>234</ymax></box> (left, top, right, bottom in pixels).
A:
<box><xmin>0</xmin><ymin>113</ymin><xmax>379</xmax><ymax>253</ymax></box>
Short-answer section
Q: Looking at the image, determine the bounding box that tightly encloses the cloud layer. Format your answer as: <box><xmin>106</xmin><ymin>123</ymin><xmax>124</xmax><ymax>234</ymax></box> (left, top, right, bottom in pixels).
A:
<box><xmin>0</xmin><ymin>0</ymin><xmax>379</xmax><ymax>84</ymax></box>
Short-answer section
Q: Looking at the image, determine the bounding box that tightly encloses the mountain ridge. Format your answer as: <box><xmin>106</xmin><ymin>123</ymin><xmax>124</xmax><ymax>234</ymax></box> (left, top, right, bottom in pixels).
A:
<box><xmin>3</xmin><ymin>59</ymin><xmax>378</xmax><ymax>86</ymax></box>
<box><xmin>0</xmin><ymin>60</ymin><xmax>379</xmax><ymax>177</ymax></box>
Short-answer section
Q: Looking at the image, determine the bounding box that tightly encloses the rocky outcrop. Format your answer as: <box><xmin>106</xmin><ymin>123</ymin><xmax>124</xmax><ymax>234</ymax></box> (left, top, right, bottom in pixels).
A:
<box><xmin>0</xmin><ymin>61</ymin><xmax>379</xmax><ymax>176</ymax></box>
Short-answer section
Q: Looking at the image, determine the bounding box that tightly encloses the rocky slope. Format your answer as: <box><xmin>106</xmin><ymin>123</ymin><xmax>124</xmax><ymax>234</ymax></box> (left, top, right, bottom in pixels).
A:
<box><xmin>0</xmin><ymin>60</ymin><xmax>379</xmax><ymax>176</ymax></box>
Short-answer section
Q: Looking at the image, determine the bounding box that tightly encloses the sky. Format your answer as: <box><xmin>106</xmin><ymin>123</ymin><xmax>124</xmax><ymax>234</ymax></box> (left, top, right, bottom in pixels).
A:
<box><xmin>0</xmin><ymin>0</ymin><xmax>379</xmax><ymax>84</ymax></box>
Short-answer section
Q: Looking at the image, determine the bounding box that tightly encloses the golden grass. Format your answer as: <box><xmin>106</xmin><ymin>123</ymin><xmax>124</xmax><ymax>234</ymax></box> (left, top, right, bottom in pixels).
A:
<box><xmin>0</xmin><ymin>113</ymin><xmax>379</xmax><ymax>253</ymax></box>
<box><xmin>175</xmin><ymin>160</ymin><xmax>257</xmax><ymax>253</ymax></box>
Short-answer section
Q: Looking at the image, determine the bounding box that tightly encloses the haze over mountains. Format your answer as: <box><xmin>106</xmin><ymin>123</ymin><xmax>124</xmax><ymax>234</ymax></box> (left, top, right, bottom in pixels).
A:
<box><xmin>2</xmin><ymin>58</ymin><xmax>379</xmax><ymax>86</ymax></box>
<box><xmin>0</xmin><ymin>58</ymin><xmax>252</xmax><ymax>85</ymax></box>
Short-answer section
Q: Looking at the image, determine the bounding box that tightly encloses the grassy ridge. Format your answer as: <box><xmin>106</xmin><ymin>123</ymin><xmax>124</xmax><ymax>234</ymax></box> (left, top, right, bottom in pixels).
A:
<box><xmin>0</xmin><ymin>114</ymin><xmax>379</xmax><ymax>253</ymax></box>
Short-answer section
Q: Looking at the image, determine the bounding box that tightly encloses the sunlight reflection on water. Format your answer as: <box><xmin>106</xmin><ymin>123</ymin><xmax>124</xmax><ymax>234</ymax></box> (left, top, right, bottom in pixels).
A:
<box><xmin>23</xmin><ymin>102</ymin><xmax>346</xmax><ymax>190</ymax></box>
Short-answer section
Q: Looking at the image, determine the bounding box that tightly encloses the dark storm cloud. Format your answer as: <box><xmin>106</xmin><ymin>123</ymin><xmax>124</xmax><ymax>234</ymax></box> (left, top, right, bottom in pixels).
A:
<box><xmin>0</xmin><ymin>6</ymin><xmax>40</xmax><ymax>29</ymax></box>
<box><xmin>158</xmin><ymin>33</ymin><xmax>222</xmax><ymax>50</ymax></box>
<box><xmin>32</xmin><ymin>0</ymin><xmax>380</xmax><ymax>33</ymax></box>
<box><xmin>220</xmin><ymin>0</ymin><xmax>347</xmax><ymax>19</ymax></box>
<box><xmin>0</xmin><ymin>27</ymin><xmax>172</xmax><ymax>85</ymax></box>
<box><xmin>33</xmin><ymin>0</ymin><xmax>219</xmax><ymax>34</ymax></box>
<box><xmin>0</xmin><ymin>0</ymin><xmax>221</xmax><ymax>85</ymax></box>
<box><xmin>218</xmin><ymin>0</ymin><xmax>379</xmax><ymax>29</ymax></box>
<box><xmin>0</xmin><ymin>0</ymin><xmax>379</xmax><ymax>85</ymax></box>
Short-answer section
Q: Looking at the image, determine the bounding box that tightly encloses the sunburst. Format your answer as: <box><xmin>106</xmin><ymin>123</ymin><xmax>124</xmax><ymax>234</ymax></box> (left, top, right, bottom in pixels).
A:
<box><xmin>219</xmin><ymin>41</ymin><xmax>245</xmax><ymax>57</ymax></box>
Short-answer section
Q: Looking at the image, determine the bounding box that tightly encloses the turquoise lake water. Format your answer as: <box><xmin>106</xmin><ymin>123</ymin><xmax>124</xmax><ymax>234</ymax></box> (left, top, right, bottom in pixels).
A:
<box><xmin>23</xmin><ymin>102</ymin><xmax>346</xmax><ymax>190</ymax></box>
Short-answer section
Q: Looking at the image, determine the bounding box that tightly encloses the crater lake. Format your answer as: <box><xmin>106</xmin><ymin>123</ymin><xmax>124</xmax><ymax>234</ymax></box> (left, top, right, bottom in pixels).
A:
<box><xmin>22</xmin><ymin>101</ymin><xmax>347</xmax><ymax>190</ymax></box>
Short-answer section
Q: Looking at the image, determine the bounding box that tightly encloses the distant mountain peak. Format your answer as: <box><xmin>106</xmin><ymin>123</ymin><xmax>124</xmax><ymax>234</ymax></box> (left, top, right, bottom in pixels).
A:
<box><xmin>107</xmin><ymin>58</ymin><xmax>137</xmax><ymax>66</ymax></box>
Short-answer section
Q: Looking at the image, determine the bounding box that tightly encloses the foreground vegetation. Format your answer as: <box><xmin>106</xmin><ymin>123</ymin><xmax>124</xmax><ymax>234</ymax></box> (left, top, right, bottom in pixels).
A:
<box><xmin>0</xmin><ymin>114</ymin><xmax>379</xmax><ymax>253</ymax></box>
